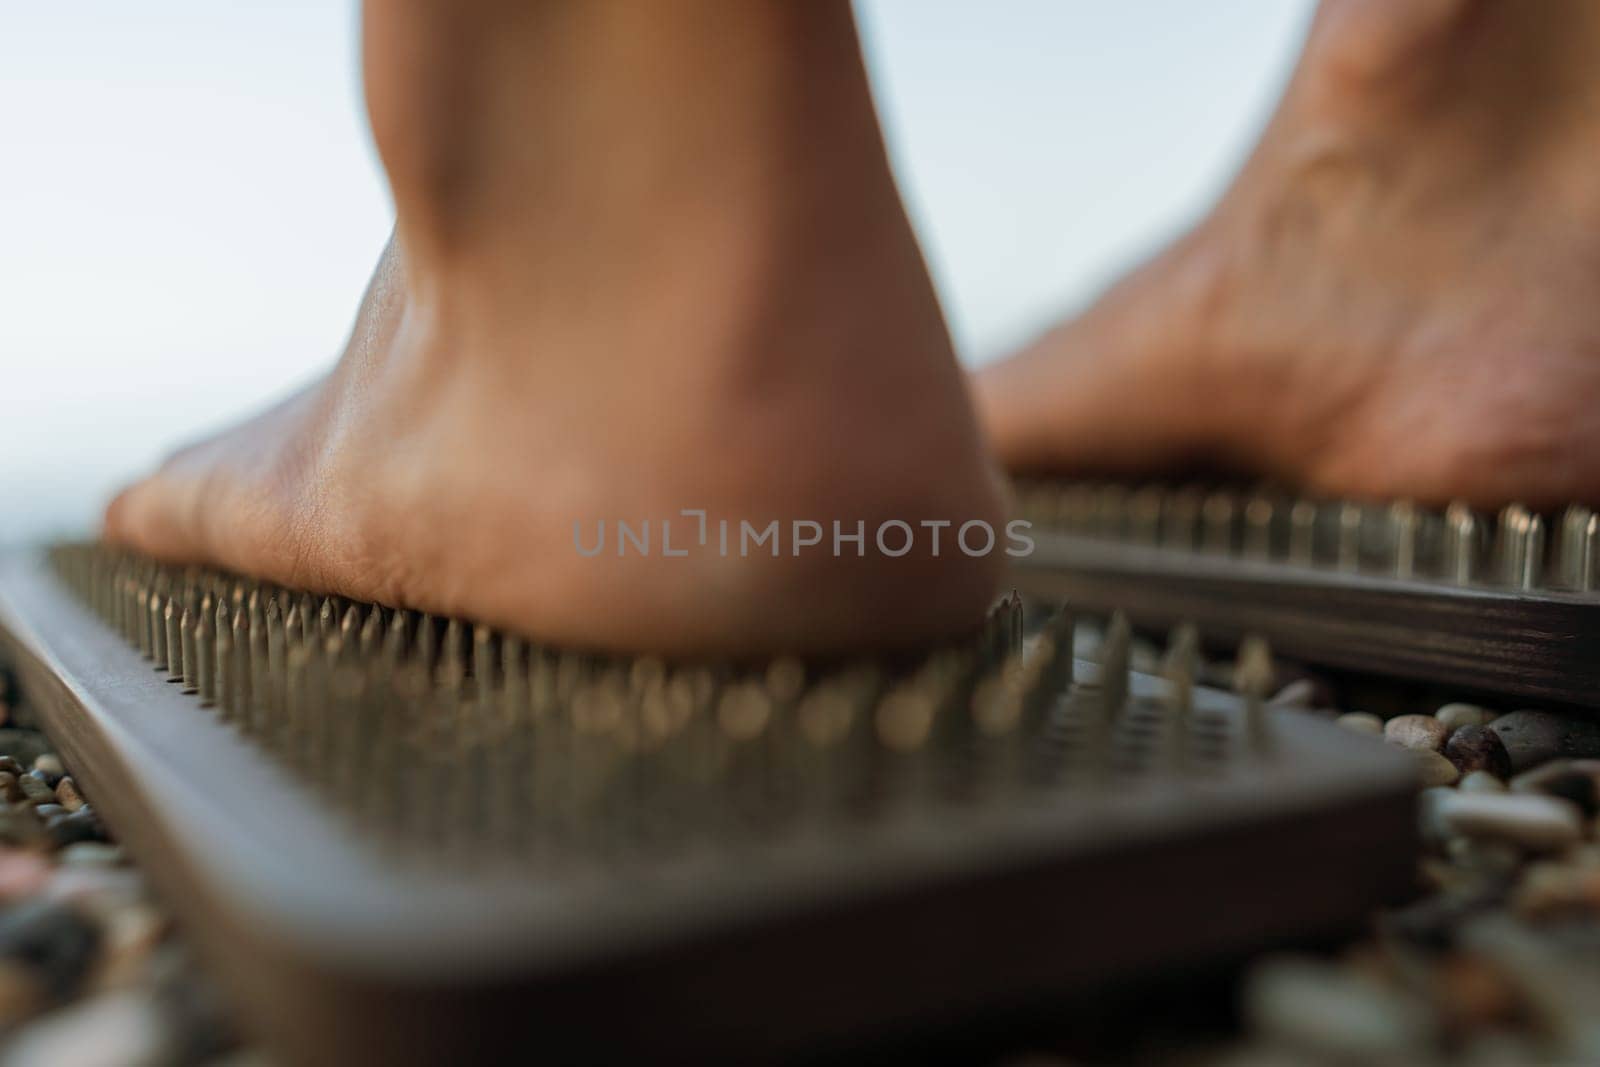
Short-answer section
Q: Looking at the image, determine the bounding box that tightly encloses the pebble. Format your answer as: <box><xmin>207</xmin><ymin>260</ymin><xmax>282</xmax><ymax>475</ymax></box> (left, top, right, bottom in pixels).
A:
<box><xmin>1336</xmin><ymin>712</ymin><xmax>1383</xmax><ymax>735</ymax></box>
<box><xmin>44</xmin><ymin>867</ymin><xmax>145</xmax><ymax>913</ymax></box>
<box><xmin>53</xmin><ymin>776</ymin><xmax>85</xmax><ymax>813</ymax></box>
<box><xmin>1445</xmin><ymin>837</ymin><xmax>1522</xmax><ymax>878</ymax></box>
<box><xmin>1512</xmin><ymin>758</ymin><xmax>1600</xmax><ymax>790</ymax></box>
<box><xmin>0</xmin><ymin>810</ymin><xmax>44</xmax><ymax>848</ymax></box>
<box><xmin>1532</xmin><ymin>772</ymin><xmax>1596</xmax><ymax>817</ymax></box>
<box><xmin>1386</xmin><ymin>714</ymin><xmax>1448</xmax><ymax>752</ymax></box>
<box><xmin>0</xmin><ymin>755</ymin><xmax>24</xmax><ymax>777</ymax></box>
<box><xmin>1459</xmin><ymin>771</ymin><xmax>1508</xmax><ymax>794</ymax></box>
<box><xmin>57</xmin><ymin>843</ymin><xmax>122</xmax><ymax>869</ymax></box>
<box><xmin>1565</xmin><ymin>843</ymin><xmax>1600</xmax><ymax>869</ymax></box>
<box><xmin>1425</xmin><ymin>841</ymin><xmax>1522</xmax><ymax>898</ymax></box>
<box><xmin>1434</xmin><ymin>953</ymin><xmax>1519</xmax><ymax>1030</ymax></box>
<box><xmin>1511</xmin><ymin>861</ymin><xmax>1600</xmax><ymax>919</ymax></box>
<box><xmin>2</xmin><ymin>989</ymin><xmax>174</xmax><ymax>1067</ymax></box>
<box><xmin>1461</xmin><ymin>915</ymin><xmax>1600</xmax><ymax>1059</ymax></box>
<box><xmin>1414</xmin><ymin>749</ymin><xmax>1461</xmax><ymax>787</ymax></box>
<box><xmin>30</xmin><ymin>755</ymin><xmax>63</xmax><ymax>787</ymax></box>
<box><xmin>1419</xmin><ymin>786</ymin><xmax>1457</xmax><ymax>846</ymax></box>
<box><xmin>45</xmin><ymin>810</ymin><xmax>107</xmax><ymax>849</ymax></box>
<box><xmin>1244</xmin><ymin>956</ymin><xmax>1435</xmax><ymax>1058</ymax></box>
<box><xmin>1511</xmin><ymin>759</ymin><xmax>1600</xmax><ymax>816</ymax></box>
<box><xmin>0</xmin><ymin>731</ymin><xmax>50</xmax><ymax>766</ymax></box>
<box><xmin>0</xmin><ymin>771</ymin><xmax>22</xmax><ymax>804</ymax></box>
<box><xmin>1380</xmin><ymin>883</ymin><xmax>1508</xmax><ymax>950</ymax></box>
<box><xmin>1459</xmin><ymin>1031</ymin><xmax>1549</xmax><ymax>1066</ymax></box>
<box><xmin>1445</xmin><ymin>725</ymin><xmax>1513</xmax><ymax>779</ymax></box>
<box><xmin>16</xmin><ymin>774</ymin><xmax>53</xmax><ymax>807</ymax></box>
<box><xmin>1489</xmin><ymin>710</ymin><xmax>1600</xmax><ymax>774</ymax></box>
<box><xmin>1269</xmin><ymin>677</ymin><xmax>1336</xmax><ymax>709</ymax></box>
<box><xmin>0</xmin><ymin>899</ymin><xmax>102</xmax><ymax>999</ymax></box>
<box><xmin>1438</xmin><ymin>792</ymin><xmax>1585</xmax><ymax>852</ymax></box>
<box><xmin>1437</xmin><ymin>703</ymin><xmax>1498</xmax><ymax>730</ymax></box>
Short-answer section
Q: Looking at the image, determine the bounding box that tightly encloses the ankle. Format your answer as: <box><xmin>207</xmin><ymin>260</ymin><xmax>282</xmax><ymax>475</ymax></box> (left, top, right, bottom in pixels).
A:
<box><xmin>367</xmin><ymin>0</ymin><xmax>893</xmax><ymax>262</ymax></box>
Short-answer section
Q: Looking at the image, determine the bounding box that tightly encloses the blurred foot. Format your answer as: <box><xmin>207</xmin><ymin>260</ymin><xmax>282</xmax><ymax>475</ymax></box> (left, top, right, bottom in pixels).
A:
<box><xmin>104</xmin><ymin>1</ymin><xmax>1004</xmax><ymax>656</ymax></box>
<box><xmin>978</xmin><ymin>0</ymin><xmax>1600</xmax><ymax>509</ymax></box>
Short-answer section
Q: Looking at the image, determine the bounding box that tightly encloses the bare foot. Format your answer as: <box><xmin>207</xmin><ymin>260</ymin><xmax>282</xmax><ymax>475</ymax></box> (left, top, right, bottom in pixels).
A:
<box><xmin>103</xmin><ymin>1</ymin><xmax>1005</xmax><ymax>657</ymax></box>
<box><xmin>977</xmin><ymin>0</ymin><xmax>1600</xmax><ymax>510</ymax></box>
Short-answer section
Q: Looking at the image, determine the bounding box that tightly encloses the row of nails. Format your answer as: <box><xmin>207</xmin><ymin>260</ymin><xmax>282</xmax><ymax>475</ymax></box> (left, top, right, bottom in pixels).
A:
<box><xmin>48</xmin><ymin>545</ymin><xmax>1273</xmax><ymax>860</ymax></box>
<box><xmin>1014</xmin><ymin>483</ymin><xmax>1600</xmax><ymax>592</ymax></box>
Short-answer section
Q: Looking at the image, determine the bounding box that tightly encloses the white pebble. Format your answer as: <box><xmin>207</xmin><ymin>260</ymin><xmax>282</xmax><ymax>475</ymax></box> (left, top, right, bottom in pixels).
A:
<box><xmin>1245</xmin><ymin>957</ymin><xmax>1434</xmax><ymax>1059</ymax></box>
<box><xmin>1436</xmin><ymin>703</ymin><xmax>1497</xmax><ymax>730</ymax></box>
<box><xmin>1386</xmin><ymin>714</ymin><xmax>1448</xmax><ymax>752</ymax></box>
<box><xmin>1337</xmin><ymin>712</ymin><xmax>1383</xmax><ymax>735</ymax></box>
<box><xmin>1459</xmin><ymin>770</ymin><xmax>1508</xmax><ymax>794</ymax></box>
<box><xmin>30</xmin><ymin>754</ymin><xmax>64</xmax><ymax>779</ymax></box>
<box><xmin>2</xmin><ymin>990</ymin><xmax>170</xmax><ymax>1067</ymax></box>
<box><xmin>1439</xmin><ymin>792</ymin><xmax>1584</xmax><ymax>852</ymax></box>
<box><xmin>1269</xmin><ymin>679</ymin><xmax>1316</xmax><ymax>708</ymax></box>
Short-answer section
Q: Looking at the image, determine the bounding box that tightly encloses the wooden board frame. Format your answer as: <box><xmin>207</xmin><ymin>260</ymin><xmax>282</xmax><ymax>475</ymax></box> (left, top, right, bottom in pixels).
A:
<box><xmin>0</xmin><ymin>549</ymin><xmax>1417</xmax><ymax>1064</ymax></box>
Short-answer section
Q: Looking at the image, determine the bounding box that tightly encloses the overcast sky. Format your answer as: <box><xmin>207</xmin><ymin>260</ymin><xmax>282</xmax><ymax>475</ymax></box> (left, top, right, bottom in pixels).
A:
<box><xmin>0</xmin><ymin>0</ymin><xmax>1314</xmax><ymax>543</ymax></box>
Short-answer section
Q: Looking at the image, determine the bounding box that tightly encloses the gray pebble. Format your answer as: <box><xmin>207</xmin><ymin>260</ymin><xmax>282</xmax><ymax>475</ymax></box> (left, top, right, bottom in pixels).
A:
<box><xmin>0</xmin><ymin>899</ymin><xmax>101</xmax><ymax>999</ymax></box>
<box><xmin>30</xmin><ymin>804</ymin><xmax>64</xmax><ymax>820</ymax></box>
<box><xmin>1512</xmin><ymin>758</ymin><xmax>1600</xmax><ymax>790</ymax></box>
<box><xmin>16</xmin><ymin>775</ymin><xmax>53</xmax><ymax>807</ymax></box>
<box><xmin>1438</xmin><ymin>791</ymin><xmax>1585</xmax><ymax>852</ymax></box>
<box><xmin>1444</xmin><ymin>724</ymin><xmax>1513</xmax><ymax>779</ymax></box>
<box><xmin>1436</xmin><ymin>702</ymin><xmax>1497</xmax><ymax>730</ymax></box>
<box><xmin>1510</xmin><ymin>759</ymin><xmax>1600</xmax><ymax>816</ymax></box>
<box><xmin>1489</xmin><ymin>709</ymin><xmax>1600</xmax><ymax>773</ymax></box>
<box><xmin>0</xmin><ymin>731</ymin><xmax>49</xmax><ymax>767</ymax></box>
<box><xmin>45</xmin><ymin>810</ymin><xmax>106</xmax><ymax>850</ymax></box>
<box><xmin>1336</xmin><ymin>712</ymin><xmax>1383</xmax><ymax>735</ymax></box>
<box><xmin>1386</xmin><ymin>714</ymin><xmax>1448</xmax><ymax>752</ymax></box>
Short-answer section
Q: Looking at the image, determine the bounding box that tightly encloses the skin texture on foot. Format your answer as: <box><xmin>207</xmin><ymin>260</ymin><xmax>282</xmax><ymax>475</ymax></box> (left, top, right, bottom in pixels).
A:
<box><xmin>103</xmin><ymin>1</ymin><xmax>1006</xmax><ymax>657</ymax></box>
<box><xmin>976</xmin><ymin>0</ymin><xmax>1600</xmax><ymax>510</ymax></box>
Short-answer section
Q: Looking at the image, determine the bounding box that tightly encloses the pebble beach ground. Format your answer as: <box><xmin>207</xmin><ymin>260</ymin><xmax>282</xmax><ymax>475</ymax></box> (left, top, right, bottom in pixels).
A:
<box><xmin>0</xmin><ymin>667</ymin><xmax>247</xmax><ymax>1066</ymax></box>
<box><xmin>3</xmin><ymin>637</ymin><xmax>1600</xmax><ymax>1065</ymax></box>
<box><xmin>1200</xmin><ymin>695</ymin><xmax>1600</xmax><ymax>1066</ymax></box>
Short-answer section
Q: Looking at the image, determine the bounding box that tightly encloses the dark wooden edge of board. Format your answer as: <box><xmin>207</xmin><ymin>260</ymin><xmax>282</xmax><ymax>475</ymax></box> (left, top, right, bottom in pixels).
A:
<box><xmin>0</xmin><ymin>547</ymin><xmax>1420</xmax><ymax>1064</ymax></box>
<box><xmin>1013</xmin><ymin>532</ymin><xmax>1600</xmax><ymax>708</ymax></box>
